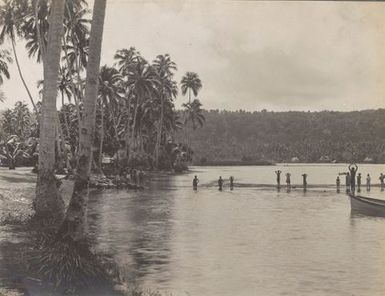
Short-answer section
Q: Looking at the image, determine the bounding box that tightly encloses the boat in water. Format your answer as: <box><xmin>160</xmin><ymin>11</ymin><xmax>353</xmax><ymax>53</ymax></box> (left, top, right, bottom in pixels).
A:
<box><xmin>349</xmin><ymin>194</ymin><xmax>385</xmax><ymax>217</ymax></box>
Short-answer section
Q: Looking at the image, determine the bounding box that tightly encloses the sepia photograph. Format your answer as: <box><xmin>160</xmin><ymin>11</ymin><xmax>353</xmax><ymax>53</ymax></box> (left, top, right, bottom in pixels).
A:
<box><xmin>0</xmin><ymin>0</ymin><xmax>385</xmax><ymax>295</ymax></box>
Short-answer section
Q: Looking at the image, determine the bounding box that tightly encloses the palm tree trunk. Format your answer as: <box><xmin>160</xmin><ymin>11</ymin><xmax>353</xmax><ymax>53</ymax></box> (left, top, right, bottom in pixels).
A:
<box><xmin>61</xmin><ymin>90</ymin><xmax>70</xmax><ymax>139</ymax></box>
<box><xmin>62</xmin><ymin>35</ymin><xmax>82</xmax><ymax>138</ymax></box>
<box><xmin>125</xmin><ymin>94</ymin><xmax>131</xmax><ymax>157</ymax></box>
<box><xmin>34</xmin><ymin>0</ymin><xmax>46</xmax><ymax>62</ymax></box>
<box><xmin>34</xmin><ymin>0</ymin><xmax>66</xmax><ymax>219</ymax></box>
<box><xmin>130</xmin><ymin>95</ymin><xmax>139</xmax><ymax>154</ymax></box>
<box><xmin>154</xmin><ymin>93</ymin><xmax>164</xmax><ymax>168</ymax></box>
<box><xmin>11</xmin><ymin>38</ymin><xmax>38</xmax><ymax>113</ymax></box>
<box><xmin>98</xmin><ymin>103</ymin><xmax>104</xmax><ymax>169</ymax></box>
<box><xmin>59</xmin><ymin>0</ymin><xmax>107</xmax><ymax>242</ymax></box>
<box><xmin>8</xmin><ymin>157</ymin><xmax>15</xmax><ymax>170</ymax></box>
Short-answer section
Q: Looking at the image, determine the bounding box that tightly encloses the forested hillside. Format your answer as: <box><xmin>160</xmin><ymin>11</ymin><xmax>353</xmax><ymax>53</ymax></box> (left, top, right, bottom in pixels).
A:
<box><xmin>176</xmin><ymin>109</ymin><xmax>385</xmax><ymax>164</ymax></box>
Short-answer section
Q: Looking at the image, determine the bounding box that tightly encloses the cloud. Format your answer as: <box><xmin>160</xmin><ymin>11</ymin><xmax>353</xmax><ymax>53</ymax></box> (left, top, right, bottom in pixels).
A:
<box><xmin>1</xmin><ymin>1</ymin><xmax>385</xmax><ymax>112</ymax></box>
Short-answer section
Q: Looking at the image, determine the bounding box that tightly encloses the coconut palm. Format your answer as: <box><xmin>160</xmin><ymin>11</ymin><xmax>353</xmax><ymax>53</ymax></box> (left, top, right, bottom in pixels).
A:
<box><xmin>0</xmin><ymin>49</ymin><xmax>12</xmax><ymax>85</ymax></box>
<box><xmin>114</xmin><ymin>47</ymin><xmax>139</xmax><ymax>74</ymax></box>
<box><xmin>182</xmin><ymin>99</ymin><xmax>205</xmax><ymax>130</ymax></box>
<box><xmin>180</xmin><ymin>72</ymin><xmax>202</xmax><ymax>103</ymax></box>
<box><xmin>126</xmin><ymin>57</ymin><xmax>158</xmax><ymax>154</ymax></box>
<box><xmin>22</xmin><ymin>0</ymin><xmax>49</xmax><ymax>63</ymax></box>
<box><xmin>97</xmin><ymin>65</ymin><xmax>122</xmax><ymax>168</ymax></box>
<box><xmin>12</xmin><ymin>101</ymin><xmax>32</xmax><ymax>139</ymax></box>
<box><xmin>152</xmin><ymin>54</ymin><xmax>177</xmax><ymax>168</ymax></box>
<box><xmin>59</xmin><ymin>0</ymin><xmax>107</xmax><ymax>242</ymax></box>
<box><xmin>34</xmin><ymin>0</ymin><xmax>66</xmax><ymax>219</ymax></box>
<box><xmin>113</xmin><ymin>47</ymin><xmax>139</xmax><ymax>155</ymax></box>
<box><xmin>0</xmin><ymin>0</ymin><xmax>37</xmax><ymax>111</ymax></box>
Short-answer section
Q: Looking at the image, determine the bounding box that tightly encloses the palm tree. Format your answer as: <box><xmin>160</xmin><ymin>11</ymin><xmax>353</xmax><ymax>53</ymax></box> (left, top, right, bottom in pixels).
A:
<box><xmin>114</xmin><ymin>47</ymin><xmax>139</xmax><ymax>153</ymax></box>
<box><xmin>180</xmin><ymin>72</ymin><xmax>202</xmax><ymax>103</ymax></box>
<box><xmin>22</xmin><ymin>0</ymin><xmax>49</xmax><ymax>63</ymax></box>
<box><xmin>152</xmin><ymin>54</ymin><xmax>177</xmax><ymax>168</ymax></box>
<box><xmin>0</xmin><ymin>49</ymin><xmax>12</xmax><ymax>85</ymax></box>
<box><xmin>59</xmin><ymin>0</ymin><xmax>107</xmax><ymax>242</ymax></box>
<box><xmin>126</xmin><ymin>57</ymin><xmax>158</xmax><ymax>155</ymax></box>
<box><xmin>183</xmin><ymin>99</ymin><xmax>205</xmax><ymax>130</ymax></box>
<box><xmin>12</xmin><ymin>101</ymin><xmax>31</xmax><ymax>139</ymax></box>
<box><xmin>34</xmin><ymin>0</ymin><xmax>66</xmax><ymax>219</ymax></box>
<box><xmin>114</xmin><ymin>47</ymin><xmax>139</xmax><ymax>74</ymax></box>
<box><xmin>0</xmin><ymin>0</ymin><xmax>37</xmax><ymax>112</ymax></box>
<box><xmin>97</xmin><ymin>65</ymin><xmax>122</xmax><ymax>168</ymax></box>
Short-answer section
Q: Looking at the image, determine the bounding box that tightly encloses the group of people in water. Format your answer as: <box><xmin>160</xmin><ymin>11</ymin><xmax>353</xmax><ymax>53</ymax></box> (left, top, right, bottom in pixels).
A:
<box><xmin>274</xmin><ymin>170</ymin><xmax>308</xmax><ymax>189</ymax></box>
<box><xmin>193</xmin><ymin>175</ymin><xmax>235</xmax><ymax>191</ymax></box>
<box><xmin>116</xmin><ymin>168</ymin><xmax>146</xmax><ymax>187</ymax></box>
<box><xmin>337</xmin><ymin>163</ymin><xmax>385</xmax><ymax>193</ymax></box>
<box><xmin>192</xmin><ymin>163</ymin><xmax>385</xmax><ymax>193</ymax></box>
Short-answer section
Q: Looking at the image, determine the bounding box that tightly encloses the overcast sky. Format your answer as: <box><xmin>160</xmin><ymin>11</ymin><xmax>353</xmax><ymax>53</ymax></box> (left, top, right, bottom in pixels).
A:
<box><xmin>1</xmin><ymin>0</ymin><xmax>385</xmax><ymax>111</ymax></box>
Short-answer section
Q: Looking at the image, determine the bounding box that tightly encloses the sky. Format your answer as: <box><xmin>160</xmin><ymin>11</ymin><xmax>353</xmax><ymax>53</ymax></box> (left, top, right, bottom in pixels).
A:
<box><xmin>1</xmin><ymin>0</ymin><xmax>385</xmax><ymax>112</ymax></box>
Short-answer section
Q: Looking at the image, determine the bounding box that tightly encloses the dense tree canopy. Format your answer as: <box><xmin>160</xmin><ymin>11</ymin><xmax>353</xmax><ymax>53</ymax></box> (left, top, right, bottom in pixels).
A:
<box><xmin>177</xmin><ymin>109</ymin><xmax>385</xmax><ymax>164</ymax></box>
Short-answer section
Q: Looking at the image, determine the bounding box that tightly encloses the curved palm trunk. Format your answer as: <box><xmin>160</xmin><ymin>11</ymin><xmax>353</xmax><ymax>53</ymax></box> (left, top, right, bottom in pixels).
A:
<box><xmin>34</xmin><ymin>0</ymin><xmax>66</xmax><ymax>219</ymax></box>
<box><xmin>59</xmin><ymin>0</ymin><xmax>107</xmax><ymax>242</ymax></box>
<box><xmin>98</xmin><ymin>103</ymin><xmax>104</xmax><ymax>169</ymax></box>
<box><xmin>11</xmin><ymin>38</ymin><xmax>37</xmax><ymax>113</ymax></box>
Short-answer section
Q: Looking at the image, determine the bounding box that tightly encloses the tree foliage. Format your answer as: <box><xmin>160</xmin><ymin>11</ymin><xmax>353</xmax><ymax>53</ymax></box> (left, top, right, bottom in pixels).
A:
<box><xmin>177</xmin><ymin>109</ymin><xmax>385</xmax><ymax>164</ymax></box>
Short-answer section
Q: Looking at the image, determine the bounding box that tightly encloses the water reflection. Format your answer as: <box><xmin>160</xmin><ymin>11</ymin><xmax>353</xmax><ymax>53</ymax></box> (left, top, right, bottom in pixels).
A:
<box><xmin>87</xmin><ymin>165</ymin><xmax>385</xmax><ymax>296</ymax></box>
<box><xmin>88</xmin><ymin>176</ymin><xmax>176</xmax><ymax>286</ymax></box>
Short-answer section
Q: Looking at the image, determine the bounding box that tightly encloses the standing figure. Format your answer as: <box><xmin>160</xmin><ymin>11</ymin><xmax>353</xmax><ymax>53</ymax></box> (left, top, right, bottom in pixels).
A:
<box><xmin>193</xmin><ymin>175</ymin><xmax>199</xmax><ymax>190</ymax></box>
<box><xmin>131</xmin><ymin>169</ymin><xmax>137</xmax><ymax>185</ymax></box>
<box><xmin>336</xmin><ymin>176</ymin><xmax>340</xmax><ymax>193</ymax></box>
<box><xmin>275</xmin><ymin>170</ymin><xmax>282</xmax><ymax>188</ymax></box>
<box><xmin>138</xmin><ymin>170</ymin><xmax>144</xmax><ymax>186</ymax></box>
<box><xmin>286</xmin><ymin>173</ymin><xmax>291</xmax><ymax>188</ymax></box>
<box><xmin>366</xmin><ymin>174</ymin><xmax>371</xmax><ymax>191</ymax></box>
<box><xmin>380</xmin><ymin>173</ymin><xmax>385</xmax><ymax>189</ymax></box>
<box><xmin>349</xmin><ymin>163</ymin><xmax>358</xmax><ymax>193</ymax></box>
<box><xmin>345</xmin><ymin>172</ymin><xmax>351</xmax><ymax>193</ymax></box>
<box><xmin>229</xmin><ymin>176</ymin><xmax>234</xmax><ymax>190</ymax></box>
<box><xmin>302</xmin><ymin>173</ymin><xmax>308</xmax><ymax>189</ymax></box>
<box><xmin>357</xmin><ymin>173</ymin><xmax>361</xmax><ymax>192</ymax></box>
<box><xmin>218</xmin><ymin>176</ymin><xmax>224</xmax><ymax>191</ymax></box>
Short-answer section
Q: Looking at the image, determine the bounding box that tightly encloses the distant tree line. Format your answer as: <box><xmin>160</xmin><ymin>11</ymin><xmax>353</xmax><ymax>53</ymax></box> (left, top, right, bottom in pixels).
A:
<box><xmin>176</xmin><ymin>109</ymin><xmax>385</xmax><ymax>164</ymax></box>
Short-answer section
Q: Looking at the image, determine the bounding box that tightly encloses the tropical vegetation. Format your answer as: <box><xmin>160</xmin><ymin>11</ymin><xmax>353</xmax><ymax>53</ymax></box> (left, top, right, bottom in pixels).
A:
<box><xmin>0</xmin><ymin>0</ymin><xmax>205</xmax><ymax>293</ymax></box>
<box><xmin>178</xmin><ymin>109</ymin><xmax>385</xmax><ymax>164</ymax></box>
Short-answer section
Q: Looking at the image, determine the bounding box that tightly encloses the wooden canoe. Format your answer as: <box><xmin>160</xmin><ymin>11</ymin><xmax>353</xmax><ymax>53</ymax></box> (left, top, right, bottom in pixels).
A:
<box><xmin>349</xmin><ymin>194</ymin><xmax>385</xmax><ymax>217</ymax></box>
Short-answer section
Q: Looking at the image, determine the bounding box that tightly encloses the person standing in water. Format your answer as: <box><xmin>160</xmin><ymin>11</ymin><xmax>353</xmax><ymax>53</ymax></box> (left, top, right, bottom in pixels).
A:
<box><xmin>286</xmin><ymin>173</ymin><xmax>291</xmax><ymax>188</ymax></box>
<box><xmin>275</xmin><ymin>170</ymin><xmax>282</xmax><ymax>188</ymax></box>
<box><xmin>193</xmin><ymin>175</ymin><xmax>199</xmax><ymax>190</ymax></box>
<box><xmin>379</xmin><ymin>173</ymin><xmax>385</xmax><ymax>189</ymax></box>
<box><xmin>229</xmin><ymin>176</ymin><xmax>234</xmax><ymax>190</ymax></box>
<box><xmin>218</xmin><ymin>176</ymin><xmax>224</xmax><ymax>191</ymax></box>
<box><xmin>349</xmin><ymin>163</ymin><xmax>358</xmax><ymax>193</ymax></box>
<box><xmin>336</xmin><ymin>176</ymin><xmax>340</xmax><ymax>193</ymax></box>
<box><xmin>357</xmin><ymin>173</ymin><xmax>362</xmax><ymax>192</ymax></box>
<box><xmin>345</xmin><ymin>172</ymin><xmax>350</xmax><ymax>193</ymax></box>
<box><xmin>302</xmin><ymin>173</ymin><xmax>308</xmax><ymax>190</ymax></box>
<box><xmin>367</xmin><ymin>174</ymin><xmax>371</xmax><ymax>191</ymax></box>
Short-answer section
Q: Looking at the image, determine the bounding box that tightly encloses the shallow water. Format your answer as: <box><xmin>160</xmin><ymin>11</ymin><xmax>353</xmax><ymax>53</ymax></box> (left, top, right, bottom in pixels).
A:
<box><xmin>88</xmin><ymin>164</ymin><xmax>385</xmax><ymax>296</ymax></box>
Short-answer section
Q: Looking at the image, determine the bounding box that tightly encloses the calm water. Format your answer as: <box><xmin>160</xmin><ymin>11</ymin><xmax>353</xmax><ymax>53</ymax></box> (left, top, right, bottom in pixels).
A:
<box><xmin>88</xmin><ymin>164</ymin><xmax>385</xmax><ymax>296</ymax></box>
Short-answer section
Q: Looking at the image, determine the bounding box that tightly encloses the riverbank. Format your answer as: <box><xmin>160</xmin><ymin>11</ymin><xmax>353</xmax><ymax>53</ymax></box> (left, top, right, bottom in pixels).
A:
<box><xmin>195</xmin><ymin>160</ymin><xmax>274</xmax><ymax>166</ymax></box>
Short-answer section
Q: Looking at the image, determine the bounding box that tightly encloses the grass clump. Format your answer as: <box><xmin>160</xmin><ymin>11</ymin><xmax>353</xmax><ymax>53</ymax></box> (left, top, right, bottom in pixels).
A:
<box><xmin>25</xmin><ymin>222</ymin><xmax>123</xmax><ymax>296</ymax></box>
